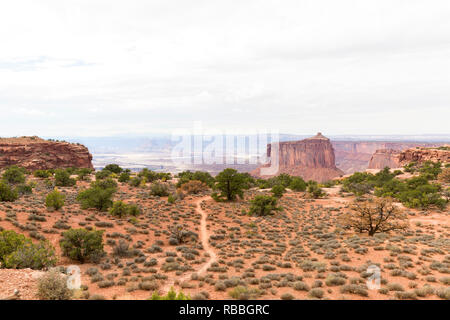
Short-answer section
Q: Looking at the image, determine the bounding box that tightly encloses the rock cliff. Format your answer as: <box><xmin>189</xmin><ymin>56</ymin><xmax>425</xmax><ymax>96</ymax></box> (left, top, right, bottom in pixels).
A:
<box><xmin>252</xmin><ymin>133</ymin><xmax>344</xmax><ymax>182</ymax></box>
<box><xmin>368</xmin><ymin>146</ymin><xmax>450</xmax><ymax>169</ymax></box>
<box><xmin>367</xmin><ymin>149</ymin><xmax>402</xmax><ymax>169</ymax></box>
<box><xmin>0</xmin><ymin>136</ymin><xmax>93</xmax><ymax>170</ymax></box>
<box><xmin>398</xmin><ymin>146</ymin><xmax>450</xmax><ymax>165</ymax></box>
<box><xmin>333</xmin><ymin>141</ymin><xmax>439</xmax><ymax>173</ymax></box>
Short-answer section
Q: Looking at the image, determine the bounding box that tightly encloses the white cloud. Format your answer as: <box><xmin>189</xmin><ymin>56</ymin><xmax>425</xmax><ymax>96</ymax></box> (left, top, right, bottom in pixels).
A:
<box><xmin>0</xmin><ymin>0</ymin><xmax>449</xmax><ymax>137</ymax></box>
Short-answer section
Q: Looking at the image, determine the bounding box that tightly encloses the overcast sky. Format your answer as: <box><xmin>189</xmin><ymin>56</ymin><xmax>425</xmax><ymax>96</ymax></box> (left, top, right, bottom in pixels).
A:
<box><xmin>0</xmin><ymin>0</ymin><xmax>449</xmax><ymax>137</ymax></box>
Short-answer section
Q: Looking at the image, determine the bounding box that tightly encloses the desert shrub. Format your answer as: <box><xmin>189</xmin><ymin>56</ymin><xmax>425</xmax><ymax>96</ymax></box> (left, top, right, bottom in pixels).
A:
<box><xmin>180</xmin><ymin>180</ymin><xmax>209</xmax><ymax>194</ymax></box>
<box><xmin>77</xmin><ymin>168</ymin><xmax>93</xmax><ymax>181</ymax></box>
<box><xmin>0</xmin><ymin>230</ymin><xmax>56</xmax><ymax>270</ymax></box>
<box><xmin>129</xmin><ymin>176</ymin><xmax>143</xmax><ymax>187</ymax></box>
<box><xmin>438</xmin><ymin>168</ymin><xmax>450</xmax><ymax>183</ymax></box>
<box><xmin>4</xmin><ymin>240</ymin><xmax>57</xmax><ymax>269</ymax></box>
<box><xmin>248</xmin><ymin>195</ymin><xmax>281</xmax><ymax>216</ymax></box>
<box><xmin>34</xmin><ymin>170</ymin><xmax>52</xmax><ymax>179</ymax></box>
<box><xmin>37</xmin><ymin>269</ymin><xmax>73</xmax><ymax>300</ymax></box>
<box><xmin>289</xmin><ymin>177</ymin><xmax>307</xmax><ymax>191</ymax></box>
<box><xmin>271</xmin><ymin>184</ymin><xmax>285</xmax><ymax>198</ymax></box>
<box><xmin>169</xmin><ymin>225</ymin><xmax>198</xmax><ymax>245</ymax></box>
<box><xmin>340</xmin><ymin>284</ymin><xmax>368</xmax><ymax>297</ymax></box>
<box><xmin>95</xmin><ymin>170</ymin><xmax>111</xmax><ymax>180</ymax></box>
<box><xmin>54</xmin><ymin>169</ymin><xmax>76</xmax><ymax>187</ymax></box>
<box><xmin>16</xmin><ymin>183</ymin><xmax>33</xmax><ymax>195</ymax></box>
<box><xmin>176</xmin><ymin>170</ymin><xmax>214</xmax><ymax>188</ymax></box>
<box><xmin>213</xmin><ymin>169</ymin><xmax>247</xmax><ymax>201</ymax></box>
<box><xmin>150</xmin><ymin>182</ymin><xmax>169</xmax><ymax>197</ymax></box>
<box><xmin>280</xmin><ymin>293</ymin><xmax>295</xmax><ymax>300</ymax></box>
<box><xmin>103</xmin><ymin>164</ymin><xmax>123</xmax><ymax>174</ymax></box>
<box><xmin>150</xmin><ymin>287</ymin><xmax>190</xmax><ymax>300</ymax></box>
<box><xmin>138</xmin><ymin>168</ymin><xmax>159</xmax><ymax>182</ymax></box>
<box><xmin>2</xmin><ymin>166</ymin><xmax>26</xmax><ymax>185</ymax></box>
<box><xmin>307</xmin><ymin>181</ymin><xmax>325</xmax><ymax>198</ymax></box>
<box><xmin>91</xmin><ymin>178</ymin><xmax>118</xmax><ymax>191</ymax></box>
<box><xmin>118</xmin><ymin>172</ymin><xmax>131</xmax><ymax>183</ymax></box>
<box><xmin>339</xmin><ymin>198</ymin><xmax>408</xmax><ymax>236</ymax></box>
<box><xmin>0</xmin><ymin>230</ymin><xmax>28</xmax><ymax>265</ymax></box>
<box><xmin>308</xmin><ymin>288</ymin><xmax>324</xmax><ymax>299</ymax></box>
<box><xmin>77</xmin><ymin>186</ymin><xmax>115</xmax><ymax>211</ymax></box>
<box><xmin>293</xmin><ymin>281</ymin><xmax>310</xmax><ymax>291</ymax></box>
<box><xmin>435</xmin><ymin>287</ymin><xmax>450</xmax><ymax>300</ymax></box>
<box><xmin>45</xmin><ymin>189</ymin><xmax>65</xmax><ymax>211</ymax></box>
<box><xmin>325</xmin><ymin>275</ymin><xmax>346</xmax><ymax>286</ymax></box>
<box><xmin>0</xmin><ymin>182</ymin><xmax>18</xmax><ymax>202</ymax></box>
<box><xmin>112</xmin><ymin>239</ymin><xmax>132</xmax><ymax>257</ymax></box>
<box><xmin>59</xmin><ymin>228</ymin><xmax>105</xmax><ymax>263</ymax></box>
<box><xmin>228</xmin><ymin>286</ymin><xmax>261</xmax><ymax>300</ymax></box>
<box><xmin>109</xmin><ymin>201</ymin><xmax>141</xmax><ymax>218</ymax></box>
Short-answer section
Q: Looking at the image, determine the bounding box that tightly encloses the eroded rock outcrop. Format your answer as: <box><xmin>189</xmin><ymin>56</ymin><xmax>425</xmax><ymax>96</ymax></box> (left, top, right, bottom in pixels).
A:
<box><xmin>368</xmin><ymin>149</ymin><xmax>402</xmax><ymax>169</ymax></box>
<box><xmin>0</xmin><ymin>136</ymin><xmax>93</xmax><ymax>170</ymax></box>
<box><xmin>398</xmin><ymin>146</ymin><xmax>450</xmax><ymax>165</ymax></box>
<box><xmin>333</xmin><ymin>141</ymin><xmax>440</xmax><ymax>173</ymax></box>
<box><xmin>252</xmin><ymin>133</ymin><xmax>344</xmax><ymax>182</ymax></box>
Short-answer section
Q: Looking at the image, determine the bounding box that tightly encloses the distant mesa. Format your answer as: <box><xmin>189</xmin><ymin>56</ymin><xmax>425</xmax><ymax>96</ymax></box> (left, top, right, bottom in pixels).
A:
<box><xmin>0</xmin><ymin>136</ymin><xmax>93</xmax><ymax>170</ymax></box>
<box><xmin>252</xmin><ymin>132</ymin><xmax>344</xmax><ymax>182</ymax></box>
<box><xmin>368</xmin><ymin>145</ymin><xmax>450</xmax><ymax>169</ymax></box>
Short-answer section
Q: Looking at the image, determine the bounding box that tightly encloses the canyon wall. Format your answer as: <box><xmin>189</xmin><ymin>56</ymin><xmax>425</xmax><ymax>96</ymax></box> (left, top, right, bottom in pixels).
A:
<box><xmin>398</xmin><ymin>147</ymin><xmax>450</xmax><ymax>165</ymax></box>
<box><xmin>332</xmin><ymin>141</ymin><xmax>439</xmax><ymax>173</ymax></box>
<box><xmin>252</xmin><ymin>133</ymin><xmax>344</xmax><ymax>182</ymax></box>
<box><xmin>0</xmin><ymin>136</ymin><xmax>93</xmax><ymax>170</ymax></box>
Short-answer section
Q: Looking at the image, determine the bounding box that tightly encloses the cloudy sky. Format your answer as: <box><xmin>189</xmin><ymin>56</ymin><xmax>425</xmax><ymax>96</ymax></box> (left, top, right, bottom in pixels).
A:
<box><xmin>0</xmin><ymin>0</ymin><xmax>449</xmax><ymax>137</ymax></box>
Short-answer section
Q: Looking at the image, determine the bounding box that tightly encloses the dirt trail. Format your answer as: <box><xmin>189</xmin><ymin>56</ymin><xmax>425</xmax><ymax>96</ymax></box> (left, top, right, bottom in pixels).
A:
<box><xmin>161</xmin><ymin>196</ymin><xmax>217</xmax><ymax>294</ymax></box>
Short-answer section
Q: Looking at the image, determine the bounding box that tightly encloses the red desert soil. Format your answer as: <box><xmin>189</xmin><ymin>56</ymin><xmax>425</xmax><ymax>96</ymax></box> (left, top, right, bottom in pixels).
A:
<box><xmin>0</xmin><ymin>174</ymin><xmax>449</xmax><ymax>300</ymax></box>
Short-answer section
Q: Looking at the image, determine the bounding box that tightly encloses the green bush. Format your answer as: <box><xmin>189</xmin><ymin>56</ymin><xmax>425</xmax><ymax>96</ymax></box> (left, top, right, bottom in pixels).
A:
<box><xmin>2</xmin><ymin>166</ymin><xmax>26</xmax><ymax>185</ymax></box>
<box><xmin>289</xmin><ymin>177</ymin><xmax>307</xmax><ymax>191</ymax></box>
<box><xmin>214</xmin><ymin>169</ymin><xmax>247</xmax><ymax>201</ymax></box>
<box><xmin>271</xmin><ymin>184</ymin><xmax>285</xmax><ymax>198</ymax></box>
<box><xmin>109</xmin><ymin>201</ymin><xmax>141</xmax><ymax>218</ymax></box>
<box><xmin>54</xmin><ymin>169</ymin><xmax>76</xmax><ymax>187</ymax></box>
<box><xmin>34</xmin><ymin>170</ymin><xmax>52</xmax><ymax>179</ymax></box>
<box><xmin>118</xmin><ymin>172</ymin><xmax>130</xmax><ymax>183</ymax></box>
<box><xmin>76</xmin><ymin>168</ymin><xmax>93</xmax><ymax>181</ymax></box>
<box><xmin>103</xmin><ymin>164</ymin><xmax>123</xmax><ymax>174</ymax></box>
<box><xmin>16</xmin><ymin>183</ymin><xmax>33</xmax><ymax>195</ymax></box>
<box><xmin>0</xmin><ymin>182</ymin><xmax>18</xmax><ymax>202</ymax></box>
<box><xmin>149</xmin><ymin>287</ymin><xmax>190</xmax><ymax>300</ymax></box>
<box><xmin>60</xmin><ymin>228</ymin><xmax>105</xmax><ymax>263</ymax></box>
<box><xmin>176</xmin><ymin>170</ymin><xmax>214</xmax><ymax>188</ymax></box>
<box><xmin>150</xmin><ymin>182</ymin><xmax>169</xmax><ymax>197</ymax></box>
<box><xmin>248</xmin><ymin>195</ymin><xmax>282</xmax><ymax>216</ymax></box>
<box><xmin>37</xmin><ymin>269</ymin><xmax>73</xmax><ymax>300</ymax></box>
<box><xmin>307</xmin><ymin>182</ymin><xmax>325</xmax><ymax>198</ymax></box>
<box><xmin>4</xmin><ymin>240</ymin><xmax>57</xmax><ymax>269</ymax></box>
<box><xmin>45</xmin><ymin>189</ymin><xmax>65</xmax><ymax>211</ymax></box>
<box><xmin>129</xmin><ymin>176</ymin><xmax>142</xmax><ymax>187</ymax></box>
<box><xmin>77</xmin><ymin>184</ymin><xmax>116</xmax><ymax>211</ymax></box>
<box><xmin>0</xmin><ymin>230</ymin><xmax>28</xmax><ymax>265</ymax></box>
<box><xmin>95</xmin><ymin>170</ymin><xmax>111</xmax><ymax>180</ymax></box>
<box><xmin>0</xmin><ymin>230</ymin><xmax>56</xmax><ymax>269</ymax></box>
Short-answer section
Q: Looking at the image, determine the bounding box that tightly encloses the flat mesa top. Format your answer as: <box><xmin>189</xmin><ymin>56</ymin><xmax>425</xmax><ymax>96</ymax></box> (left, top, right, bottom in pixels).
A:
<box><xmin>0</xmin><ymin>136</ymin><xmax>48</xmax><ymax>144</ymax></box>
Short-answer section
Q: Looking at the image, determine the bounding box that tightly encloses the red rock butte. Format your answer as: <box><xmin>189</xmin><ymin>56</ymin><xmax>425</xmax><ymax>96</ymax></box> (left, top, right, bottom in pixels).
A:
<box><xmin>0</xmin><ymin>136</ymin><xmax>93</xmax><ymax>170</ymax></box>
<box><xmin>252</xmin><ymin>132</ymin><xmax>344</xmax><ymax>182</ymax></box>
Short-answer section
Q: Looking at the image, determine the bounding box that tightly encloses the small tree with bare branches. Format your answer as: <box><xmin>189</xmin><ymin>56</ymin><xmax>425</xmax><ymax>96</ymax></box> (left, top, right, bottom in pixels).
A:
<box><xmin>339</xmin><ymin>198</ymin><xmax>408</xmax><ymax>236</ymax></box>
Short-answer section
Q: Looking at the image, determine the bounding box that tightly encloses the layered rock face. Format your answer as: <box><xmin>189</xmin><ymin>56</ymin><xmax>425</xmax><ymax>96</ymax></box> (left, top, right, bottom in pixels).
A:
<box><xmin>398</xmin><ymin>146</ymin><xmax>450</xmax><ymax>165</ymax></box>
<box><xmin>333</xmin><ymin>142</ymin><xmax>439</xmax><ymax>173</ymax></box>
<box><xmin>252</xmin><ymin>133</ymin><xmax>344</xmax><ymax>182</ymax></box>
<box><xmin>368</xmin><ymin>146</ymin><xmax>450</xmax><ymax>169</ymax></box>
<box><xmin>368</xmin><ymin>149</ymin><xmax>402</xmax><ymax>169</ymax></box>
<box><xmin>0</xmin><ymin>137</ymin><xmax>93</xmax><ymax>170</ymax></box>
